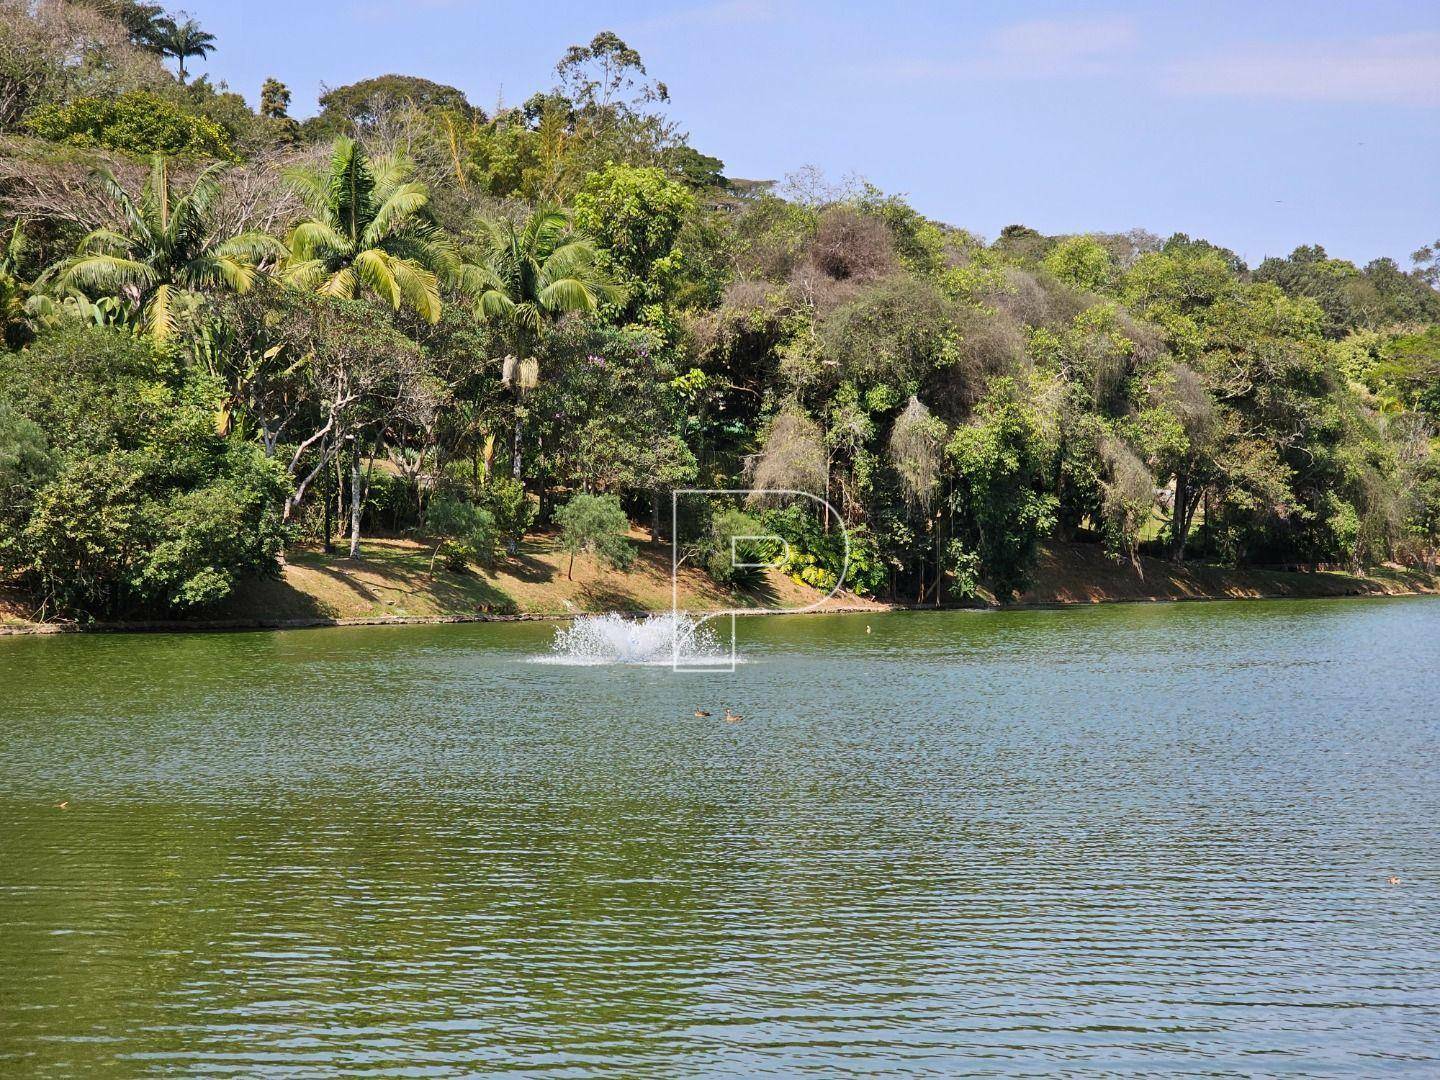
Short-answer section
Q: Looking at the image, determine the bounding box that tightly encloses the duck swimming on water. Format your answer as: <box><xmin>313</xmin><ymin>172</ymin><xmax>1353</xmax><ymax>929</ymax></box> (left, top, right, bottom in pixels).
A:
<box><xmin>724</xmin><ymin>710</ymin><xmax>743</xmax><ymax>724</ymax></box>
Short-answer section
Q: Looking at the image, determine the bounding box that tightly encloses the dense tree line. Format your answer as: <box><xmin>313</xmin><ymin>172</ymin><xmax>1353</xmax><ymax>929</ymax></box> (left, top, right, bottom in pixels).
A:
<box><xmin>2</xmin><ymin>1</ymin><xmax>1437</xmax><ymax>619</ymax></box>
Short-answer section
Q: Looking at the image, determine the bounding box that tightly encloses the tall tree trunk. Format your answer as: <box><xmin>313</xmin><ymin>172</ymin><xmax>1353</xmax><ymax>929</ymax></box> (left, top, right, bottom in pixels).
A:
<box><xmin>323</xmin><ymin>458</ymin><xmax>334</xmax><ymax>555</ymax></box>
<box><xmin>512</xmin><ymin>392</ymin><xmax>524</xmax><ymax>483</ymax></box>
<box><xmin>1171</xmin><ymin>472</ymin><xmax>1203</xmax><ymax>563</ymax></box>
<box><xmin>347</xmin><ymin>443</ymin><xmax>363</xmax><ymax>559</ymax></box>
<box><xmin>934</xmin><ymin>513</ymin><xmax>943</xmax><ymax>607</ymax></box>
<box><xmin>336</xmin><ymin>455</ymin><xmax>346</xmax><ymax>538</ymax></box>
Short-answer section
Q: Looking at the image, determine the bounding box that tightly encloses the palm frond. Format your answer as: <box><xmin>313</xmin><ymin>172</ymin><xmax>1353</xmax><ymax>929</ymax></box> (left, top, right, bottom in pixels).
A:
<box><xmin>456</xmin><ymin>261</ymin><xmax>507</xmax><ymax>298</ymax></box>
<box><xmin>185</xmin><ymin>254</ymin><xmax>256</xmax><ymax>294</ymax></box>
<box><xmin>386</xmin><ymin>256</ymin><xmax>442</xmax><ymax>322</ymax></box>
<box><xmin>279</xmin><ymin>258</ymin><xmax>329</xmax><ymax>292</ymax></box>
<box><xmin>537</xmin><ymin>240</ymin><xmax>599</xmax><ymax>284</ymax></box>
<box><xmin>95</xmin><ymin>168</ymin><xmax>146</xmax><ymax>240</ymax></box>
<box><xmin>170</xmin><ymin>163</ymin><xmax>227</xmax><ymax>248</ymax></box>
<box><xmin>369</xmin><ymin>150</ymin><xmax>415</xmax><ymax>198</ymax></box>
<box><xmin>215</xmin><ymin>231</ymin><xmax>286</xmax><ymax>265</ymax></box>
<box><xmin>327</xmin><ymin>136</ymin><xmax>376</xmax><ymax>246</ymax></box>
<box><xmin>59</xmin><ymin>253</ymin><xmax>158</xmax><ymax>293</ymax></box>
<box><xmin>285</xmin><ymin>219</ymin><xmax>349</xmax><ymax>263</ymax></box>
<box><xmin>76</xmin><ymin>228</ymin><xmax>135</xmax><ymax>256</ymax></box>
<box><xmin>144</xmin><ymin>282</ymin><xmax>175</xmax><ymax>342</ymax></box>
<box><xmin>283</xmin><ymin>165</ymin><xmax>333</xmax><ymax>220</ymax></box>
<box><xmin>361</xmin><ymin>182</ymin><xmax>431</xmax><ymax>248</ymax></box>
<box><xmin>525</xmin><ymin>205</ymin><xmax>573</xmax><ymax>253</ymax></box>
<box><xmin>537</xmin><ymin>276</ymin><xmax>603</xmax><ymax>314</ymax></box>
<box><xmin>353</xmin><ymin>248</ymin><xmax>401</xmax><ymax>309</ymax></box>
<box><xmin>143</xmin><ymin>156</ymin><xmax>171</xmax><ymax>233</ymax></box>
<box><xmin>318</xmin><ymin>266</ymin><xmax>358</xmax><ymax>299</ymax></box>
<box><xmin>475</xmin><ymin>289</ymin><xmax>517</xmax><ymax>320</ymax></box>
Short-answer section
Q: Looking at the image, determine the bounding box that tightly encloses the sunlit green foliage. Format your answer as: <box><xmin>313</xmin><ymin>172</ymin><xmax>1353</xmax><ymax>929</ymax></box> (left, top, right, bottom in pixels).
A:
<box><xmin>1</xmin><ymin>3</ymin><xmax>1437</xmax><ymax>618</ymax></box>
<box><xmin>25</xmin><ymin>91</ymin><xmax>232</xmax><ymax>158</ymax></box>
<box><xmin>556</xmin><ymin>492</ymin><xmax>634</xmax><ymax>579</ymax></box>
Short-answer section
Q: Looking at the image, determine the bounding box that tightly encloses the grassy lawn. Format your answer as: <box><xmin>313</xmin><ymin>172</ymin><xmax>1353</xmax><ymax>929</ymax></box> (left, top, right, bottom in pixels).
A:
<box><xmin>214</xmin><ymin>530</ymin><xmax>879</xmax><ymax>625</ymax></box>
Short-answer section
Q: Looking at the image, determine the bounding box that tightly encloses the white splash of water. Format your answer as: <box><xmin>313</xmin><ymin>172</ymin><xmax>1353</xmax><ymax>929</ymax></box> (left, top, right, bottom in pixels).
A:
<box><xmin>540</xmin><ymin>613</ymin><xmax>726</xmax><ymax>666</ymax></box>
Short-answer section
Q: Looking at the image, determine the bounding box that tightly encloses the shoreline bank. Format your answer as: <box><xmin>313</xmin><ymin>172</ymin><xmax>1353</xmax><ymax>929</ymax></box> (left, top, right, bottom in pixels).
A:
<box><xmin>3</xmin><ymin>539</ymin><xmax>1435</xmax><ymax>637</ymax></box>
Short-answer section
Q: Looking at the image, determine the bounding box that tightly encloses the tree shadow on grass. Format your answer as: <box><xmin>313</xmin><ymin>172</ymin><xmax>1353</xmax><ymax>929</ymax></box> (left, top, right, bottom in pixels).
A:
<box><xmin>505</xmin><ymin>550</ymin><xmax>556</xmax><ymax>584</ymax></box>
<box><xmin>574</xmin><ymin>580</ymin><xmax>645</xmax><ymax>613</ymax></box>
<box><xmin>217</xmin><ymin>573</ymin><xmax>339</xmax><ymax>623</ymax></box>
<box><xmin>732</xmin><ymin>574</ymin><xmax>782</xmax><ymax>609</ymax></box>
<box><xmin>305</xmin><ymin>561</ymin><xmax>382</xmax><ymax>605</ymax></box>
<box><xmin>365</xmin><ymin>558</ymin><xmax>520</xmax><ymax>616</ymax></box>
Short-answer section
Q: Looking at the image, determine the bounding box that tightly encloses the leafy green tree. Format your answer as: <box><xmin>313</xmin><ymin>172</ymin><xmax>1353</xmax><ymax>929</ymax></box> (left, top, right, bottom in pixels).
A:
<box><xmin>308</xmin><ymin>74</ymin><xmax>477</xmax><ymax>137</ymax></box>
<box><xmin>572</xmin><ymin>162</ymin><xmax>694</xmax><ymax>312</ymax></box>
<box><xmin>1373</xmin><ymin>327</ymin><xmax>1440</xmax><ymax>424</ymax></box>
<box><xmin>24</xmin><ymin>91</ymin><xmax>233</xmax><ymax>158</ymax></box>
<box><xmin>992</xmin><ymin>224</ymin><xmax>1053</xmax><ymax>263</ymax></box>
<box><xmin>948</xmin><ymin>378</ymin><xmax>1059</xmax><ymax>597</ymax></box>
<box><xmin>549</xmin><ymin>31</ymin><xmax>678</xmax><ymax>176</ymax></box>
<box><xmin>1254</xmin><ymin>245</ymin><xmax>1365</xmax><ymax>339</ymax></box>
<box><xmin>53</xmin><ymin>156</ymin><xmax>279</xmax><ymax>342</ymax></box>
<box><xmin>0</xmin><ymin>323</ymin><xmax>289</xmax><ymax>618</ymax></box>
<box><xmin>1044</xmin><ymin>235</ymin><xmax>1117</xmax><ymax>293</ymax></box>
<box><xmin>660</xmin><ymin>145</ymin><xmax>726</xmax><ymax>189</ymax></box>
<box><xmin>556</xmin><ymin>492</ymin><xmax>634</xmax><ymax>579</ymax></box>
<box><xmin>281</xmin><ymin>136</ymin><xmax>451</xmax><ymax>321</ymax></box>
<box><xmin>259</xmin><ymin>77</ymin><xmax>291</xmax><ymax>119</ymax></box>
<box><xmin>155</xmin><ymin>15</ymin><xmax>215</xmax><ymax>83</ymax></box>
<box><xmin>425</xmin><ymin>494</ymin><xmax>498</xmax><ymax>571</ymax></box>
<box><xmin>481</xmin><ymin>475</ymin><xmax>536</xmax><ymax>555</ymax></box>
<box><xmin>701</xmin><ymin>506</ymin><xmax>772</xmax><ymax>588</ymax></box>
<box><xmin>464</xmin><ymin>206</ymin><xmax>622</xmax><ymax>477</ymax></box>
<box><xmin>0</xmin><ymin>400</ymin><xmax>55</xmax><ymax>567</ymax></box>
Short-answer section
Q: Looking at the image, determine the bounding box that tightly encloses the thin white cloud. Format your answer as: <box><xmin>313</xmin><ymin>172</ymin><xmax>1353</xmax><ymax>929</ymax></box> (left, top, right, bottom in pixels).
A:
<box><xmin>990</xmin><ymin>15</ymin><xmax>1138</xmax><ymax>70</ymax></box>
<box><xmin>1165</xmin><ymin>32</ymin><xmax>1440</xmax><ymax>108</ymax></box>
<box><xmin>868</xmin><ymin>15</ymin><xmax>1138</xmax><ymax>82</ymax></box>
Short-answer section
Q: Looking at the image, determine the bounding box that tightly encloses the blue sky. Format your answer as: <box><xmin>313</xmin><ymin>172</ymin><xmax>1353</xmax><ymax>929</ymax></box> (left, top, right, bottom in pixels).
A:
<box><xmin>181</xmin><ymin>0</ymin><xmax>1439</xmax><ymax>267</ymax></box>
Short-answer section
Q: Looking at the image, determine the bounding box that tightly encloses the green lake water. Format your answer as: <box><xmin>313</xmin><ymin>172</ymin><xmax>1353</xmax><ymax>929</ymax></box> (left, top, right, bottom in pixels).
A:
<box><xmin>2</xmin><ymin>598</ymin><xmax>1438</xmax><ymax>1075</ymax></box>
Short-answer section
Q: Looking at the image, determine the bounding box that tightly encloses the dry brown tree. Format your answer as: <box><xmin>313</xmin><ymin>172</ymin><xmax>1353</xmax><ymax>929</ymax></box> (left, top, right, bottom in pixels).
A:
<box><xmin>1099</xmin><ymin>435</ymin><xmax>1155</xmax><ymax>573</ymax></box>
<box><xmin>746</xmin><ymin>404</ymin><xmax>827</xmax><ymax>504</ymax></box>
<box><xmin>887</xmin><ymin>396</ymin><xmax>946</xmax><ymax>511</ymax></box>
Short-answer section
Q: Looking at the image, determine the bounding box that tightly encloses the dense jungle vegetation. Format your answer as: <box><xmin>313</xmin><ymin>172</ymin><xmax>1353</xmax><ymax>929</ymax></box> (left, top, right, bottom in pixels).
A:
<box><xmin>2</xmin><ymin>0</ymin><xmax>1438</xmax><ymax>619</ymax></box>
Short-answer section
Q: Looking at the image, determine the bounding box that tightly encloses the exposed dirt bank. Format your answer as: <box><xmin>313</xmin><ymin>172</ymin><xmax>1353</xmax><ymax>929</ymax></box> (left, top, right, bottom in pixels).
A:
<box><xmin>2</xmin><ymin>538</ymin><xmax>1434</xmax><ymax>636</ymax></box>
<box><xmin>1010</xmin><ymin>544</ymin><xmax>1439</xmax><ymax>607</ymax></box>
<box><xmin>0</xmin><ymin>531</ymin><xmax>884</xmax><ymax>635</ymax></box>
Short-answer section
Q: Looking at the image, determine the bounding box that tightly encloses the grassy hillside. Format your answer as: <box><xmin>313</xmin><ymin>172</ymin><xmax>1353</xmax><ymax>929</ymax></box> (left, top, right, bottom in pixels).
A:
<box><xmin>205</xmin><ymin>529</ymin><xmax>881</xmax><ymax>627</ymax></box>
<box><xmin>4</xmin><ymin>536</ymin><xmax>1436</xmax><ymax>635</ymax></box>
<box><xmin>1015</xmin><ymin>544</ymin><xmax>1439</xmax><ymax>606</ymax></box>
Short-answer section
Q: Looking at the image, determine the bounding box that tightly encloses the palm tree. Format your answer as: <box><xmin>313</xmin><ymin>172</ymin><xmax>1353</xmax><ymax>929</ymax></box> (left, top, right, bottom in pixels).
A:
<box><xmin>157</xmin><ymin>15</ymin><xmax>216</xmax><ymax>83</ymax></box>
<box><xmin>462</xmin><ymin>207</ymin><xmax>624</xmax><ymax>478</ymax></box>
<box><xmin>1</xmin><ymin>222</ymin><xmax>38</xmax><ymax>348</ymax></box>
<box><xmin>280</xmin><ymin>137</ymin><xmax>451</xmax><ymax>322</ymax></box>
<box><xmin>54</xmin><ymin>157</ymin><xmax>280</xmax><ymax>342</ymax></box>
